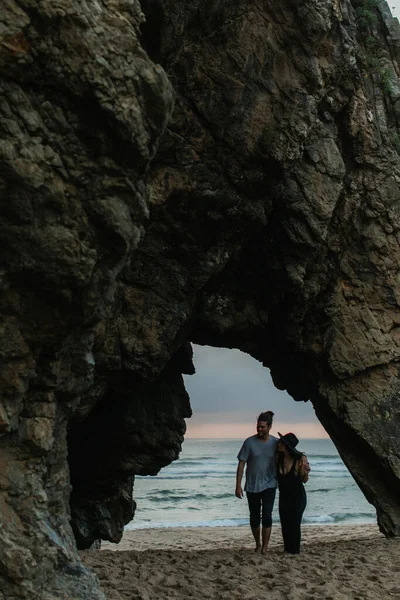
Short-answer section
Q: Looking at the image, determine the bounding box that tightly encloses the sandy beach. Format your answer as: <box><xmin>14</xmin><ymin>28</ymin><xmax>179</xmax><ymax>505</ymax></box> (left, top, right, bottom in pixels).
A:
<box><xmin>81</xmin><ymin>524</ymin><xmax>400</xmax><ymax>600</ymax></box>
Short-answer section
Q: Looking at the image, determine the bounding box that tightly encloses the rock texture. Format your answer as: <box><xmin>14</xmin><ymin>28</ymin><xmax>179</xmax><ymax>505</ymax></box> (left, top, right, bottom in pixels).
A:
<box><xmin>0</xmin><ymin>1</ymin><xmax>173</xmax><ymax>598</ymax></box>
<box><xmin>2</xmin><ymin>0</ymin><xmax>400</xmax><ymax>598</ymax></box>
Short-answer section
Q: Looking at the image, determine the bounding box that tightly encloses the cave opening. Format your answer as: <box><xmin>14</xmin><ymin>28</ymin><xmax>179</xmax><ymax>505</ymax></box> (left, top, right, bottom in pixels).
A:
<box><xmin>126</xmin><ymin>345</ymin><xmax>376</xmax><ymax>532</ymax></box>
<box><xmin>183</xmin><ymin>344</ymin><xmax>322</xmax><ymax>440</ymax></box>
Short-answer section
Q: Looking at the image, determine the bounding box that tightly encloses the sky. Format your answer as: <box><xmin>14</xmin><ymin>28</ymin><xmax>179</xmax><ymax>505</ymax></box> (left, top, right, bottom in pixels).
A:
<box><xmin>183</xmin><ymin>345</ymin><xmax>328</xmax><ymax>440</ymax></box>
<box><xmin>391</xmin><ymin>1</ymin><xmax>400</xmax><ymax>16</ymax></box>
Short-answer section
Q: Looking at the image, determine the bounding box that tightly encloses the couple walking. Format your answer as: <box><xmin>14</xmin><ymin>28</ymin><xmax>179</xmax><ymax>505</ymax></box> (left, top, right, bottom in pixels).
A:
<box><xmin>235</xmin><ymin>410</ymin><xmax>310</xmax><ymax>554</ymax></box>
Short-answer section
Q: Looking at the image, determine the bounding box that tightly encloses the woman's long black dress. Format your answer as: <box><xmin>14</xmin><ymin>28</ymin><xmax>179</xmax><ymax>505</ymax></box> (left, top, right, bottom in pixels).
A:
<box><xmin>277</xmin><ymin>453</ymin><xmax>307</xmax><ymax>554</ymax></box>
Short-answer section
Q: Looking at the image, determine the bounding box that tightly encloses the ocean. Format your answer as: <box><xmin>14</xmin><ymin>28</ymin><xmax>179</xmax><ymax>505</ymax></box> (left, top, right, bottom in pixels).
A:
<box><xmin>126</xmin><ymin>438</ymin><xmax>376</xmax><ymax>530</ymax></box>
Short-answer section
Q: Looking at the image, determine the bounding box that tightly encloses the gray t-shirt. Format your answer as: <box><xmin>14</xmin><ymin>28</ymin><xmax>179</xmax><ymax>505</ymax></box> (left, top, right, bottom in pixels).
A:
<box><xmin>237</xmin><ymin>434</ymin><xmax>278</xmax><ymax>493</ymax></box>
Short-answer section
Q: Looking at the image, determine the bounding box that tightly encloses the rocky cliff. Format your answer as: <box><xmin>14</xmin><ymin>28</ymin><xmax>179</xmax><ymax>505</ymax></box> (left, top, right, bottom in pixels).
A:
<box><xmin>1</xmin><ymin>0</ymin><xmax>400</xmax><ymax>598</ymax></box>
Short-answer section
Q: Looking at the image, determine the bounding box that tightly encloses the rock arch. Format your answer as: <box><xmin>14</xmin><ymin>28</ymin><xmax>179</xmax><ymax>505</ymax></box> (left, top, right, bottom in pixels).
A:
<box><xmin>1</xmin><ymin>0</ymin><xmax>400</xmax><ymax>598</ymax></box>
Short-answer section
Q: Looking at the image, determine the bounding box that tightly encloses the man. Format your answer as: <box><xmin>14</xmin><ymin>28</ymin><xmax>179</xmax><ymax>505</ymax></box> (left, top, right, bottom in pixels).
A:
<box><xmin>236</xmin><ymin>410</ymin><xmax>278</xmax><ymax>553</ymax></box>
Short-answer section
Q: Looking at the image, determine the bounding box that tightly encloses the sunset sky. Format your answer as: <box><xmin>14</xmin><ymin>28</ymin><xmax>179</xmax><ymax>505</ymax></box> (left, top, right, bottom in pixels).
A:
<box><xmin>183</xmin><ymin>345</ymin><xmax>328</xmax><ymax>440</ymax></box>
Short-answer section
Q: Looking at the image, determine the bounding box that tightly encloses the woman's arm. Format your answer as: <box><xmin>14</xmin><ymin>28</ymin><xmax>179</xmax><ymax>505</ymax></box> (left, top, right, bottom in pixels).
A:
<box><xmin>298</xmin><ymin>455</ymin><xmax>310</xmax><ymax>483</ymax></box>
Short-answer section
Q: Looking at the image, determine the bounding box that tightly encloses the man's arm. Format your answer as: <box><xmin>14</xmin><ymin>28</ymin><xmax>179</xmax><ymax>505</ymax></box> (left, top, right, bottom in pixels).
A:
<box><xmin>298</xmin><ymin>455</ymin><xmax>310</xmax><ymax>483</ymax></box>
<box><xmin>235</xmin><ymin>460</ymin><xmax>246</xmax><ymax>498</ymax></box>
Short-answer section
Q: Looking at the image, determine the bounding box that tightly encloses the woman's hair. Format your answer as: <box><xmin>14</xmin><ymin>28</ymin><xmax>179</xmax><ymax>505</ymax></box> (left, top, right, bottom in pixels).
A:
<box><xmin>257</xmin><ymin>410</ymin><xmax>274</xmax><ymax>426</ymax></box>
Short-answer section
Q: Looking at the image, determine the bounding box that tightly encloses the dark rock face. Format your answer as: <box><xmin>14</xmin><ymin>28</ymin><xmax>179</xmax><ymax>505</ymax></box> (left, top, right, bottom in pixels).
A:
<box><xmin>2</xmin><ymin>0</ymin><xmax>400</xmax><ymax>597</ymax></box>
<box><xmin>68</xmin><ymin>346</ymin><xmax>192</xmax><ymax>548</ymax></box>
<box><xmin>0</xmin><ymin>1</ymin><xmax>173</xmax><ymax>598</ymax></box>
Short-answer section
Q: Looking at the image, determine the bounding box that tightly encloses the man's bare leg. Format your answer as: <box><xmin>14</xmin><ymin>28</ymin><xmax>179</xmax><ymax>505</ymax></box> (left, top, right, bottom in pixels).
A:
<box><xmin>261</xmin><ymin>526</ymin><xmax>272</xmax><ymax>554</ymax></box>
<box><xmin>251</xmin><ymin>526</ymin><xmax>261</xmax><ymax>552</ymax></box>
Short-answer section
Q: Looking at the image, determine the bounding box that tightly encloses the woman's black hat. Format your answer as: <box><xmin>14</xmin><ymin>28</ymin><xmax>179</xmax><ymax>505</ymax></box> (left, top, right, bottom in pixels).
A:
<box><xmin>278</xmin><ymin>432</ymin><xmax>303</xmax><ymax>457</ymax></box>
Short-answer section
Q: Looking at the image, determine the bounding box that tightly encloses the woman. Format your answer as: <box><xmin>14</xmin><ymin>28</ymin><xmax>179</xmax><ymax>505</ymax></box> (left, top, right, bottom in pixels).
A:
<box><xmin>276</xmin><ymin>432</ymin><xmax>310</xmax><ymax>554</ymax></box>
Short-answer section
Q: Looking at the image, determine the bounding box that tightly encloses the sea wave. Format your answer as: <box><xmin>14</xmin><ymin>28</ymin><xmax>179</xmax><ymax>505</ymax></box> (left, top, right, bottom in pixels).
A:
<box><xmin>125</xmin><ymin>512</ymin><xmax>375</xmax><ymax>530</ymax></box>
<box><xmin>310</xmin><ymin>463</ymin><xmax>348</xmax><ymax>473</ymax></box>
<box><xmin>310</xmin><ymin>455</ymin><xmax>344</xmax><ymax>461</ymax></box>
<box><xmin>138</xmin><ymin>473</ymin><xmax>236</xmax><ymax>480</ymax></box>
<box><xmin>303</xmin><ymin>512</ymin><xmax>375</xmax><ymax>524</ymax></box>
<box><xmin>139</xmin><ymin>457</ymin><xmax>348</xmax><ymax>480</ymax></box>
<box><xmin>170</xmin><ymin>460</ymin><xmax>237</xmax><ymax>467</ymax></box>
<box><xmin>138</xmin><ymin>470</ymin><xmax>351</xmax><ymax>480</ymax></box>
<box><xmin>144</xmin><ymin>492</ymin><xmax>233</xmax><ymax>502</ymax></box>
<box><xmin>125</xmin><ymin>518</ymin><xmax>249</xmax><ymax>530</ymax></box>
